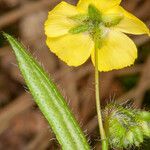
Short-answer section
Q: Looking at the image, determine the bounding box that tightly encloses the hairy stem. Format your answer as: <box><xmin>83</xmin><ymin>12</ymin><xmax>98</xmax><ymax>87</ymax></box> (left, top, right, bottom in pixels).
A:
<box><xmin>95</xmin><ymin>44</ymin><xmax>108</xmax><ymax>150</ymax></box>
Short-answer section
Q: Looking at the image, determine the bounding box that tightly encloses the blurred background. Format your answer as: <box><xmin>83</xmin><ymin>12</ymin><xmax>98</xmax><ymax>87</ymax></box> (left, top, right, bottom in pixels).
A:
<box><xmin>0</xmin><ymin>0</ymin><xmax>150</xmax><ymax>149</ymax></box>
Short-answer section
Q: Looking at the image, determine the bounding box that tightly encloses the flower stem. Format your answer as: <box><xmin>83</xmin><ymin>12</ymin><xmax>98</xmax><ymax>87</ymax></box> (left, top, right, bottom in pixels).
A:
<box><xmin>94</xmin><ymin>44</ymin><xmax>108</xmax><ymax>150</ymax></box>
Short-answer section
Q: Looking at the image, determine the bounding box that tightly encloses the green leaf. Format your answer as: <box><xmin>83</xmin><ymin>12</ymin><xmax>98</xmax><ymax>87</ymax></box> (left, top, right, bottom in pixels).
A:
<box><xmin>3</xmin><ymin>33</ymin><xmax>90</xmax><ymax>150</ymax></box>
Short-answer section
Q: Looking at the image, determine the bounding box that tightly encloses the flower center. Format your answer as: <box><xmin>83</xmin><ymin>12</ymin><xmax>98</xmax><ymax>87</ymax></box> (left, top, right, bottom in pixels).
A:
<box><xmin>69</xmin><ymin>4</ymin><xmax>103</xmax><ymax>35</ymax></box>
<box><xmin>69</xmin><ymin>4</ymin><xmax>123</xmax><ymax>47</ymax></box>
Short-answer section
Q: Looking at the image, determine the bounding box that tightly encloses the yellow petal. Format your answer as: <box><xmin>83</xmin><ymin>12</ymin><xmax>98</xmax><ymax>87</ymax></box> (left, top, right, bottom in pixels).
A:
<box><xmin>77</xmin><ymin>0</ymin><xmax>95</xmax><ymax>12</ymax></box>
<box><xmin>46</xmin><ymin>33</ymin><xmax>94</xmax><ymax>66</ymax></box>
<box><xmin>77</xmin><ymin>0</ymin><xmax>121</xmax><ymax>12</ymax></box>
<box><xmin>109</xmin><ymin>6</ymin><xmax>150</xmax><ymax>35</ymax></box>
<box><xmin>45</xmin><ymin>1</ymin><xmax>79</xmax><ymax>37</ymax></box>
<box><xmin>91</xmin><ymin>30</ymin><xmax>137</xmax><ymax>72</ymax></box>
<box><xmin>99</xmin><ymin>0</ymin><xmax>121</xmax><ymax>10</ymax></box>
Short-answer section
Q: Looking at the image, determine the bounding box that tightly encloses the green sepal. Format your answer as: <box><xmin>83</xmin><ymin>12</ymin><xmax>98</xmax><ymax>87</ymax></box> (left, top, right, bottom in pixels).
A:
<box><xmin>140</xmin><ymin>121</ymin><xmax>150</xmax><ymax>137</ymax></box>
<box><xmin>88</xmin><ymin>4</ymin><xmax>101</xmax><ymax>22</ymax></box>
<box><xmin>3</xmin><ymin>33</ymin><xmax>90</xmax><ymax>150</ymax></box>
<box><xmin>125</xmin><ymin>131</ymin><xmax>134</xmax><ymax>146</ymax></box>
<box><xmin>69</xmin><ymin>24</ymin><xmax>90</xmax><ymax>34</ymax></box>
<box><xmin>131</xmin><ymin>127</ymin><xmax>143</xmax><ymax>144</ymax></box>
<box><xmin>109</xmin><ymin>118</ymin><xmax>126</xmax><ymax>148</ymax></box>
<box><xmin>102</xmin><ymin>14</ymin><xmax>123</xmax><ymax>27</ymax></box>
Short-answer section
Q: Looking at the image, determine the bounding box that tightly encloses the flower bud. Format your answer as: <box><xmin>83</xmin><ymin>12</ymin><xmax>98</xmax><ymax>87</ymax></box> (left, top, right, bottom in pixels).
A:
<box><xmin>103</xmin><ymin>102</ymin><xmax>150</xmax><ymax>149</ymax></box>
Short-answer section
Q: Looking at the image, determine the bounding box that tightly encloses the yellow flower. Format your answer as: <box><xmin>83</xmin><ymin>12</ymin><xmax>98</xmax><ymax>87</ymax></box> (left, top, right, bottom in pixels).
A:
<box><xmin>45</xmin><ymin>0</ymin><xmax>149</xmax><ymax>71</ymax></box>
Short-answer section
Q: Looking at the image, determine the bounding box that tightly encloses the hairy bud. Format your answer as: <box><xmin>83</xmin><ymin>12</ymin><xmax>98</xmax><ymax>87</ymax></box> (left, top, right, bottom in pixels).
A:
<box><xmin>103</xmin><ymin>102</ymin><xmax>150</xmax><ymax>149</ymax></box>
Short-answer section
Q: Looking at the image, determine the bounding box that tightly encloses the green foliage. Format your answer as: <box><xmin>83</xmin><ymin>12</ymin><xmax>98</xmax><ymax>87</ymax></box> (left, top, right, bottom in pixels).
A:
<box><xmin>103</xmin><ymin>102</ymin><xmax>150</xmax><ymax>149</ymax></box>
<box><xmin>4</xmin><ymin>33</ymin><xmax>90</xmax><ymax>150</ymax></box>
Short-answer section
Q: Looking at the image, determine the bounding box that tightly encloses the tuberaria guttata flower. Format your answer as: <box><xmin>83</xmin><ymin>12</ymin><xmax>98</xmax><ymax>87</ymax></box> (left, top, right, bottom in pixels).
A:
<box><xmin>45</xmin><ymin>0</ymin><xmax>149</xmax><ymax>71</ymax></box>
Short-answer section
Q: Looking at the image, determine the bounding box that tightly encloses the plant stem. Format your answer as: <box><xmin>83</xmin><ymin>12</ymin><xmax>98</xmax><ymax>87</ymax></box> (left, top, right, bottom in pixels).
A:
<box><xmin>94</xmin><ymin>44</ymin><xmax>108</xmax><ymax>150</ymax></box>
